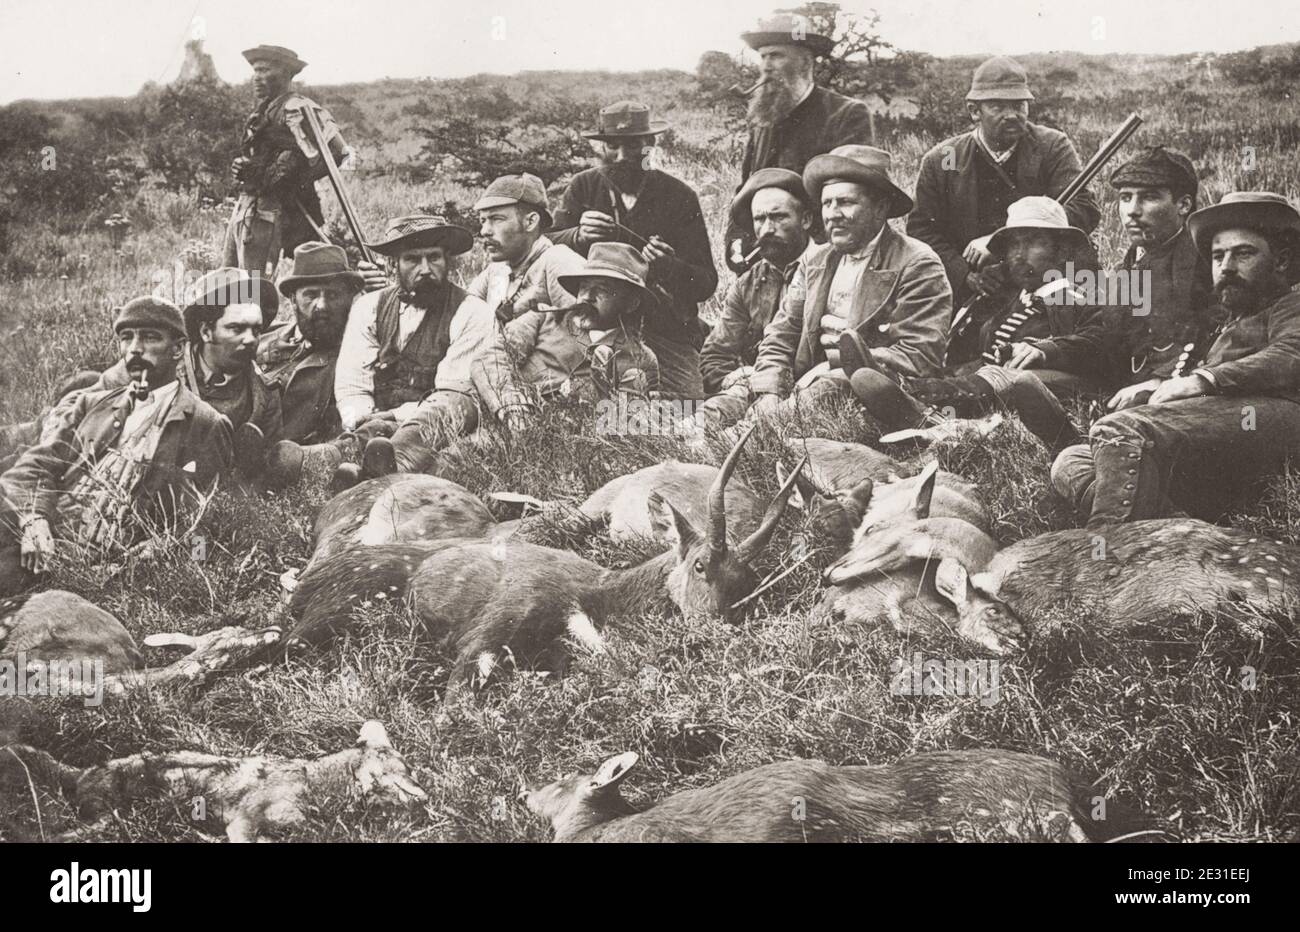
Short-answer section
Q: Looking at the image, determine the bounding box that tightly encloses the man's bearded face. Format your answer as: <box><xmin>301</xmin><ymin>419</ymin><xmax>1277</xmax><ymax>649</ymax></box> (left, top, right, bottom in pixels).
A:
<box><xmin>1211</xmin><ymin>228</ymin><xmax>1288</xmax><ymax>314</ymax></box>
<box><xmin>1002</xmin><ymin>231</ymin><xmax>1070</xmax><ymax>291</ymax></box>
<box><xmin>252</xmin><ymin>60</ymin><xmax>291</xmax><ymax>101</ymax></box>
<box><xmin>598</xmin><ymin>138</ymin><xmax>653</xmax><ymax>191</ymax></box>
<box><xmin>293</xmin><ymin>282</ymin><xmax>355</xmax><ymax>349</ymax></box>
<box><xmin>749</xmin><ymin>45</ymin><xmax>812</xmax><ymax>126</ymax></box>
<box><xmin>119</xmin><ymin>327</ymin><xmax>182</xmax><ymax>387</ymax></box>
<box><xmin>970</xmin><ymin>100</ymin><xmax>1029</xmax><ymax>151</ymax></box>
<box><xmin>750</xmin><ymin>187</ymin><xmax>810</xmax><ymax>266</ymax></box>
<box><xmin>396</xmin><ymin>246</ymin><xmax>449</xmax><ymax>307</ymax></box>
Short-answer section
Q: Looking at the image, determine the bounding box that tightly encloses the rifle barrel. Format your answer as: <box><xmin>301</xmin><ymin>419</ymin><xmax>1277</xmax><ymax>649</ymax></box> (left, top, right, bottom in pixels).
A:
<box><xmin>1058</xmin><ymin>112</ymin><xmax>1143</xmax><ymax>207</ymax></box>
<box><xmin>301</xmin><ymin>106</ymin><xmax>375</xmax><ymax>265</ymax></box>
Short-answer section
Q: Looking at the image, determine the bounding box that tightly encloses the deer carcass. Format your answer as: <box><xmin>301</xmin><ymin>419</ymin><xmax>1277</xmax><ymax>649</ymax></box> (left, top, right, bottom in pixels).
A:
<box><xmin>285</xmin><ymin>428</ymin><xmax>803</xmax><ymax>683</ymax></box>
<box><xmin>522</xmin><ymin>748</ymin><xmax>1129</xmax><ymax>842</ymax></box>
<box><xmin>0</xmin><ymin>590</ymin><xmax>141</xmax><ymax>675</ymax></box>
<box><xmin>0</xmin><ymin>721</ymin><xmax>425</xmax><ymax>842</ymax></box>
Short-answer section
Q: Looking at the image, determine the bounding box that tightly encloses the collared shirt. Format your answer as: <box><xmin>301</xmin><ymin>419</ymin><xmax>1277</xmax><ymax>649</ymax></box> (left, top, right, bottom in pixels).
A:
<box><xmin>467</xmin><ymin>236</ymin><xmax>584</xmax><ymax>320</ymax></box>
<box><xmin>334</xmin><ymin>286</ymin><xmax>496</xmax><ymax>429</ymax></box>
<box><xmin>976</xmin><ymin>126</ymin><xmax>1018</xmax><ymax>165</ymax></box>
<box><xmin>194</xmin><ymin>351</ymin><xmax>233</xmax><ymax>389</ymax></box>
<box><xmin>1132</xmin><ymin>226</ymin><xmax>1184</xmax><ymax>265</ymax></box>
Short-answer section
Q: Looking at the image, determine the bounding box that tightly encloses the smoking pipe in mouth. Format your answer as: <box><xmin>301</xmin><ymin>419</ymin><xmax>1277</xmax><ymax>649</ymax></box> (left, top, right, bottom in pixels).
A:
<box><xmin>731</xmin><ymin>76</ymin><xmax>770</xmax><ymax>96</ymax></box>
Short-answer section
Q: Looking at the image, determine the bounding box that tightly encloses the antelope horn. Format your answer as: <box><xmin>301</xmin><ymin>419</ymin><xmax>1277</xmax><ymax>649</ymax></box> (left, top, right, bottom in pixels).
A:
<box><xmin>738</xmin><ymin>454</ymin><xmax>808</xmax><ymax>563</ymax></box>
<box><xmin>708</xmin><ymin>425</ymin><xmax>756</xmax><ymax>557</ymax></box>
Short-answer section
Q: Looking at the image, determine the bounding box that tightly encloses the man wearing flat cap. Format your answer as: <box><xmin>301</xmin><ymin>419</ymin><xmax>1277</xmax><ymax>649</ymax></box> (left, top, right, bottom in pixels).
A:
<box><xmin>0</xmin><ymin>298</ymin><xmax>231</xmax><ymax>594</ymax></box>
<box><xmin>725</xmin><ymin>12</ymin><xmax>873</xmax><ymax>273</ymax></box>
<box><xmin>741</xmin><ymin>145</ymin><xmax>950</xmax><ymax>423</ymax></box>
<box><xmin>329</xmin><ymin>214</ymin><xmax>494</xmax><ymax>484</ymax></box>
<box><xmin>696</xmin><ymin>169</ymin><xmax>812</xmax><ymax>424</ymax></box>
<box><xmin>1051</xmin><ymin>191</ymin><xmax>1300</xmax><ymax>528</ymax></box>
<box><xmin>259</xmin><ymin>242</ymin><xmax>365</xmax><ymax>449</ymax></box>
<box><xmin>223</xmin><ymin>44</ymin><xmax>352</xmax><ymax>275</ymax></box>
<box><xmin>908</xmin><ymin>56</ymin><xmax>1100</xmax><ymax>305</ymax></box>
<box><xmin>552</xmin><ymin>101</ymin><xmax>718</xmax><ymax>400</ymax></box>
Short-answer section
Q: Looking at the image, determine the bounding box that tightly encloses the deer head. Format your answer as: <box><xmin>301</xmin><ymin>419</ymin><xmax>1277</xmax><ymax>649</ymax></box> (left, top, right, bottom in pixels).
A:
<box><xmin>779</xmin><ymin>460</ymin><xmax>875</xmax><ymax>554</ymax></box>
<box><xmin>647</xmin><ymin>426</ymin><xmax>803</xmax><ymax>624</ymax></box>
<box><xmin>520</xmin><ymin>751</ymin><xmax>639</xmax><ymax>841</ymax></box>
<box><xmin>933</xmin><ymin>558</ymin><xmax>1025</xmax><ymax>655</ymax></box>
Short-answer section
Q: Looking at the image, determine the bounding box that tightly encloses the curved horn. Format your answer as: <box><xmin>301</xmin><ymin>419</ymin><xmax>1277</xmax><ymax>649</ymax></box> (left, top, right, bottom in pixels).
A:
<box><xmin>738</xmin><ymin>454</ymin><xmax>808</xmax><ymax>563</ymax></box>
<box><xmin>708</xmin><ymin>425</ymin><xmax>756</xmax><ymax>558</ymax></box>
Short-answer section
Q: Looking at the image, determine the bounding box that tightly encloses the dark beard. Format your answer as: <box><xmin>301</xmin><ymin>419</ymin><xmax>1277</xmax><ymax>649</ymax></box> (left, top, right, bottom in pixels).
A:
<box><xmin>1215</xmin><ymin>275</ymin><xmax>1278</xmax><ymax>315</ymax></box>
<box><xmin>598</xmin><ymin>160</ymin><xmax>644</xmax><ymax>194</ymax></box>
<box><xmin>748</xmin><ymin>77</ymin><xmax>799</xmax><ymax>127</ymax></box>
<box><xmin>400</xmin><ymin>278</ymin><xmax>445</xmax><ymax>310</ymax></box>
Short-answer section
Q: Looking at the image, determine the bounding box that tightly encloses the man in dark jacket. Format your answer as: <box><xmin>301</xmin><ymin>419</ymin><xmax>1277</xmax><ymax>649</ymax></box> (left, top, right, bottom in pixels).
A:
<box><xmin>223</xmin><ymin>45</ymin><xmax>351</xmax><ymax>274</ymax></box>
<box><xmin>0</xmin><ymin>298</ymin><xmax>232</xmax><ymax>594</ymax></box>
<box><xmin>551</xmin><ymin>101</ymin><xmax>718</xmax><ymax>400</ymax></box>
<box><xmin>908</xmin><ymin>56</ymin><xmax>1100</xmax><ymax>305</ymax></box>
<box><xmin>724</xmin><ymin>12</ymin><xmax>873</xmax><ymax>272</ymax></box>
<box><xmin>1052</xmin><ymin>192</ymin><xmax>1300</xmax><ymax>527</ymax></box>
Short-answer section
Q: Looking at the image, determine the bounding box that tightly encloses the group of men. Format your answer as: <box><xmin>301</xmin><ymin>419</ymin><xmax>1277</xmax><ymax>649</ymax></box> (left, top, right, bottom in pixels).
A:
<box><xmin>2</xmin><ymin>14</ymin><xmax>1299</xmax><ymax>596</ymax></box>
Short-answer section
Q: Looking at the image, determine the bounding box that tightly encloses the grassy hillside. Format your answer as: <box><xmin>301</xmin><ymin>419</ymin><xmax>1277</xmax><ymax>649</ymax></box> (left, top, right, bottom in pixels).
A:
<box><xmin>2</xmin><ymin>49</ymin><xmax>1300</xmax><ymax>842</ymax></box>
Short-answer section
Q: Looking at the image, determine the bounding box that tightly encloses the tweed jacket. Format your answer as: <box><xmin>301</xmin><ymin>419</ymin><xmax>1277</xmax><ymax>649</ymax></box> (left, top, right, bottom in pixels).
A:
<box><xmin>257</xmin><ymin>321</ymin><xmax>341</xmax><ymax>444</ymax></box>
<box><xmin>1196</xmin><ymin>289</ymin><xmax>1300</xmax><ymax>404</ymax></box>
<box><xmin>700</xmin><ymin>255</ymin><xmax>799</xmax><ymax>394</ymax></box>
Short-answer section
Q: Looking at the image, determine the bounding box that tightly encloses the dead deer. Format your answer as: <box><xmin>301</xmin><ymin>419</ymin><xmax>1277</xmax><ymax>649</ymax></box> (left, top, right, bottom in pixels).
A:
<box><xmin>521</xmin><ymin>748</ymin><xmax>1128</xmax><ymax>842</ymax></box>
<box><xmin>1</xmin><ymin>720</ymin><xmax>425</xmax><ymax>842</ymax></box>
<box><xmin>827</xmin><ymin>470</ymin><xmax>1300</xmax><ymax>653</ymax></box>
<box><xmin>285</xmin><ymin>428</ymin><xmax>804</xmax><ymax>683</ymax></box>
<box><xmin>1</xmin><ymin>590</ymin><xmax>142</xmax><ymax>675</ymax></box>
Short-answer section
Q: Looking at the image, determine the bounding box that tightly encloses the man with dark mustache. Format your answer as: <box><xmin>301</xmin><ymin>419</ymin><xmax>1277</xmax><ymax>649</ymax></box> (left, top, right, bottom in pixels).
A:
<box><xmin>0</xmin><ymin>298</ymin><xmax>231</xmax><ymax>594</ymax></box>
<box><xmin>551</xmin><ymin>102</ymin><xmax>717</xmax><ymax>400</ymax></box>
<box><xmin>724</xmin><ymin>12</ymin><xmax>872</xmax><ymax>273</ymax></box>
<box><xmin>908</xmin><ymin>56</ymin><xmax>1100</xmax><ymax>305</ymax></box>
<box><xmin>1050</xmin><ymin>192</ymin><xmax>1300</xmax><ymax>527</ymax></box>
<box><xmin>223</xmin><ymin>45</ymin><xmax>352</xmax><ymax>275</ymax></box>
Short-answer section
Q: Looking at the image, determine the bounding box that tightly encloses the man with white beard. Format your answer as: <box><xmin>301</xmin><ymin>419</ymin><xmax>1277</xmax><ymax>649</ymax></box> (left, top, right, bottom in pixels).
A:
<box><xmin>724</xmin><ymin>12</ymin><xmax>873</xmax><ymax>273</ymax></box>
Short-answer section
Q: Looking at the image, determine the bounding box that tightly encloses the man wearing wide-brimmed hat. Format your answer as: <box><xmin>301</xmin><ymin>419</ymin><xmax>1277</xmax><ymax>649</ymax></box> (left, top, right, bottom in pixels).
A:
<box><xmin>742</xmin><ymin>145</ymin><xmax>950</xmax><ymax>424</ymax></box>
<box><xmin>697</xmin><ymin>169</ymin><xmax>812</xmax><ymax>423</ymax></box>
<box><xmin>1051</xmin><ymin>191</ymin><xmax>1300</xmax><ymax>528</ymax></box>
<box><xmin>222</xmin><ymin>44</ymin><xmax>352</xmax><ymax>275</ymax></box>
<box><xmin>908</xmin><ymin>56</ymin><xmax>1099</xmax><ymax>305</ymax></box>
<box><xmin>474</xmin><ymin>243</ymin><xmax>660</xmax><ymax>430</ymax></box>
<box><xmin>848</xmin><ymin>196</ymin><xmax>1102</xmax><ymax>452</ymax></box>
<box><xmin>330</xmin><ymin>214</ymin><xmax>493</xmax><ymax>485</ymax></box>
<box><xmin>724</xmin><ymin>11</ymin><xmax>872</xmax><ymax>273</ymax></box>
<box><xmin>0</xmin><ymin>298</ymin><xmax>231</xmax><ymax>594</ymax></box>
<box><xmin>552</xmin><ymin>101</ymin><xmax>718</xmax><ymax>400</ymax></box>
<box><xmin>257</xmin><ymin>242</ymin><xmax>365</xmax><ymax>457</ymax></box>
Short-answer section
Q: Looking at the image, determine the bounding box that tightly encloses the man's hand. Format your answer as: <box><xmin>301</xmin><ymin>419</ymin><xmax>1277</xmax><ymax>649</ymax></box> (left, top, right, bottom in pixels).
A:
<box><xmin>642</xmin><ymin>235</ymin><xmax>677</xmax><ymax>270</ymax></box>
<box><xmin>1106</xmin><ymin>378</ymin><xmax>1162</xmax><ymax>411</ymax></box>
<box><xmin>19</xmin><ymin>516</ymin><xmax>54</xmax><ymax>573</ymax></box>
<box><xmin>578</xmin><ymin>210</ymin><xmax>618</xmax><ymax>246</ymax></box>
<box><xmin>1148</xmin><ymin>374</ymin><xmax>1210</xmax><ymax>406</ymax></box>
<box><xmin>357</xmin><ymin>259</ymin><xmax>387</xmax><ymax>293</ymax></box>
<box><xmin>1005</xmin><ymin>342</ymin><xmax>1046</xmax><ymax>370</ymax></box>
<box><xmin>962</xmin><ymin>235</ymin><xmax>994</xmax><ymax>269</ymax></box>
<box><xmin>750</xmin><ymin>393</ymin><xmax>782</xmax><ymax>418</ymax></box>
<box><xmin>720</xmin><ymin>366</ymin><xmax>756</xmax><ymax>391</ymax></box>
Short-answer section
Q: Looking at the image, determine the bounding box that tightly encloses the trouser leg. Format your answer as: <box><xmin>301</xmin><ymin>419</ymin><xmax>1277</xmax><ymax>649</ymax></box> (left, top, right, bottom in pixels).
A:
<box><xmin>975</xmin><ymin>366</ymin><xmax>1081</xmax><ymax>454</ymax></box>
<box><xmin>387</xmin><ymin>392</ymin><xmax>479</xmax><ymax>473</ymax></box>
<box><xmin>693</xmin><ymin>384</ymin><xmax>752</xmax><ymax>431</ymax></box>
<box><xmin>644</xmin><ymin>333</ymin><xmax>704</xmax><ymax>401</ymax></box>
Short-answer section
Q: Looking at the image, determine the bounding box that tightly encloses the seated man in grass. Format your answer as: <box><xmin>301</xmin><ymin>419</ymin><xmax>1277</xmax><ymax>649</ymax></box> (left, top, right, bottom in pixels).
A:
<box><xmin>472</xmin><ymin>242</ymin><xmax>659</xmax><ymax>434</ymax></box>
<box><xmin>0</xmin><ymin>298</ymin><xmax>232</xmax><ymax>594</ymax></box>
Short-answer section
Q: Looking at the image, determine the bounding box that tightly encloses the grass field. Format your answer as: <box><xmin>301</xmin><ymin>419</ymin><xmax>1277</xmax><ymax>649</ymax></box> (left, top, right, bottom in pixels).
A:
<box><xmin>1</xmin><ymin>51</ymin><xmax>1299</xmax><ymax>842</ymax></box>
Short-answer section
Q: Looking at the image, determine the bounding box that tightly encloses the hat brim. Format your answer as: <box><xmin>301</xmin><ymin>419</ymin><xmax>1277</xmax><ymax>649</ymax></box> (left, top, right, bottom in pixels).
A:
<box><xmin>582</xmin><ymin>121</ymin><xmax>670</xmax><ymax>142</ymax></box>
<box><xmin>741</xmin><ymin>31</ymin><xmax>836</xmax><ymax>56</ymax></box>
<box><xmin>803</xmin><ymin>154</ymin><xmax>914</xmax><ymax>218</ymax></box>
<box><xmin>473</xmin><ymin>195</ymin><xmax>553</xmax><ymax>231</ymax></box>
<box><xmin>1188</xmin><ymin>202</ymin><xmax>1300</xmax><ymax>254</ymax></box>
<box><xmin>966</xmin><ymin>87</ymin><xmax>1034</xmax><ymax>101</ymax></box>
<box><xmin>277</xmin><ymin>269</ymin><xmax>366</xmax><ymax>298</ymax></box>
<box><xmin>987</xmin><ymin>223</ymin><xmax>1091</xmax><ymax>258</ymax></box>
<box><xmin>365</xmin><ymin>226</ymin><xmax>475</xmax><ymax>257</ymax></box>
<box><xmin>556</xmin><ymin>269</ymin><xmax>657</xmax><ymax>311</ymax></box>
<box><xmin>242</xmin><ymin>50</ymin><xmax>307</xmax><ymax>75</ymax></box>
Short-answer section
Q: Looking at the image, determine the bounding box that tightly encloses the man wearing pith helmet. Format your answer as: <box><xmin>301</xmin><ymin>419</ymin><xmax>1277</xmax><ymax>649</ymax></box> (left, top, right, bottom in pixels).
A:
<box><xmin>724</xmin><ymin>11</ymin><xmax>872</xmax><ymax>273</ymax></box>
<box><xmin>223</xmin><ymin>44</ymin><xmax>352</xmax><ymax>275</ymax></box>
<box><xmin>908</xmin><ymin>55</ymin><xmax>1099</xmax><ymax>305</ymax></box>
<box><xmin>1052</xmin><ymin>192</ymin><xmax>1300</xmax><ymax>528</ymax></box>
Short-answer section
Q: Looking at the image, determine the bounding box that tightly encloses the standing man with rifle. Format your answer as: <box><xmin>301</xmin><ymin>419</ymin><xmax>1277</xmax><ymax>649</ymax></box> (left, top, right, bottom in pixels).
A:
<box><xmin>908</xmin><ymin>57</ymin><xmax>1100</xmax><ymax>312</ymax></box>
<box><xmin>223</xmin><ymin>45</ymin><xmax>353</xmax><ymax>275</ymax></box>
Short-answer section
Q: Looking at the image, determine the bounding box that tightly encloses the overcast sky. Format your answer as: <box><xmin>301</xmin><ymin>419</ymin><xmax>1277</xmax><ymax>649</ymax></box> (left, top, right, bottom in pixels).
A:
<box><xmin>3</xmin><ymin>0</ymin><xmax>1298</xmax><ymax>103</ymax></box>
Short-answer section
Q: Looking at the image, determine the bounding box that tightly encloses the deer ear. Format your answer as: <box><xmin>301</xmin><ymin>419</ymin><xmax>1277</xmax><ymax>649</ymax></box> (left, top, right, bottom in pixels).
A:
<box><xmin>846</xmin><ymin>478</ymin><xmax>875</xmax><ymax>516</ymax></box>
<box><xmin>910</xmin><ymin>461</ymin><xmax>939</xmax><ymax>519</ymax></box>
<box><xmin>589</xmin><ymin>752</ymin><xmax>639</xmax><ymax>792</ymax></box>
<box><xmin>357</xmin><ymin>720</ymin><xmax>393</xmax><ymax>749</ymax></box>
<box><xmin>646</xmin><ymin>490</ymin><xmax>670</xmax><ymax>537</ymax></box>
<box><xmin>934</xmin><ymin>557</ymin><xmax>969</xmax><ymax>609</ymax></box>
<box><xmin>651</xmin><ymin>494</ymin><xmax>700</xmax><ymax>558</ymax></box>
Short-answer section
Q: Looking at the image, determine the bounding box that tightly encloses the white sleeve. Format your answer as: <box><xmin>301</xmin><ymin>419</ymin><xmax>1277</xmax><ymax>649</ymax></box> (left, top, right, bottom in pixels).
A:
<box><xmin>334</xmin><ymin>289</ymin><xmax>382</xmax><ymax>429</ymax></box>
<box><xmin>434</xmin><ymin>294</ymin><xmax>495</xmax><ymax>396</ymax></box>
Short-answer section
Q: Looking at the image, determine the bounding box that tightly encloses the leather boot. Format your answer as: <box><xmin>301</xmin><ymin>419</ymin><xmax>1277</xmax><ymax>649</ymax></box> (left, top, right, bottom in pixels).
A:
<box><xmin>264</xmin><ymin>434</ymin><xmax>361</xmax><ymax>489</ymax></box>
<box><xmin>849</xmin><ymin>369</ymin><xmax>944</xmax><ymax>433</ymax></box>
<box><xmin>1002</xmin><ymin>377</ymin><xmax>1080</xmax><ymax>455</ymax></box>
<box><xmin>905</xmin><ymin>373</ymin><xmax>998</xmax><ymax>419</ymax></box>
<box><xmin>233</xmin><ymin>423</ymin><xmax>266</xmax><ymax>480</ymax></box>
<box><xmin>362</xmin><ymin>437</ymin><xmax>399</xmax><ymax>478</ymax></box>
<box><xmin>1083</xmin><ymin>432</ymin><xmax>1163</xmax><ymax>529</ymax></box>
<box><xmin>838</xmin><ymin>331</ymin><xmax>876</xmax><ymax>378</ymax></box>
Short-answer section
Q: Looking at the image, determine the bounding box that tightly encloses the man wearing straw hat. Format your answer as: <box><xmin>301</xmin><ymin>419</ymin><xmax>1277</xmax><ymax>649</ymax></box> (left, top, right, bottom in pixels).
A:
<box><xmin>1051</xmin><ymin>192</ymin><xmax>1300</xmax><ymax>527</ymax></box>
<box><xmin>223</xmin><ymin>44</ymin><xmax>352</xmax><ymax>275</ymax></box>
<box><xmin>724</xmin><ymin>11</ymin><xmax>872</xmax><ymax>273</ymax></box>
<box><xmin>551</xmin><ymin>101</ymin><xmax>718</xmax><ymax>400</ymax></box>
<box><xmin>908</xmin><ymin>56</ymin><xmax>1099</xmax><ymax>305</ymax></box>
<box><xmin>729</xmin><ymin>145</ymin><xmax>950</xmax><ymax>426</ymax></box>
<box><xmin>325</xmin><ymin>214</ymin><xmax>493</xmax><ymax>486</ymax></box>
